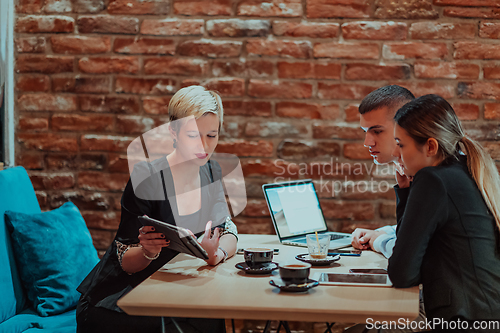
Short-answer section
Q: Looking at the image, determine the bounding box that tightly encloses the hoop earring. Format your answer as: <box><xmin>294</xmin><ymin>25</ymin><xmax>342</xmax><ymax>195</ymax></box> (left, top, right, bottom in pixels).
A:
<box><xmin>173</xmin><ymin>139</ymin><xmax>177</xmax><ymax>149</ymax></box>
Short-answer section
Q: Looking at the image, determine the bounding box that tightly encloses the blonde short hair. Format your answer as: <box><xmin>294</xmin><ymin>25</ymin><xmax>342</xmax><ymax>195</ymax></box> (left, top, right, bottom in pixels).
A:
<box><xmin>168</xmin><ymin>85</ymin><xmax>223</xmax><ymax>131</ymax></box>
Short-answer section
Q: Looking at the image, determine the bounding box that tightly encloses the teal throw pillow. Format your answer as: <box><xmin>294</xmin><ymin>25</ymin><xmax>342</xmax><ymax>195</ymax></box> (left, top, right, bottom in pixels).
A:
<box><xmin>5</xmin><ymin>202</ymin><xmax>99</xmax><ymax>317</ymax></box>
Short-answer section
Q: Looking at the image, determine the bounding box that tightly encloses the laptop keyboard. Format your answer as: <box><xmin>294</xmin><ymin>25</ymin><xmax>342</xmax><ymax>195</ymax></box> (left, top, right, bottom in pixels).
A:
<box><xmin>330</xmin><ymin>234</ymin><xmax>349</xmax><ymax>240</ymax></box>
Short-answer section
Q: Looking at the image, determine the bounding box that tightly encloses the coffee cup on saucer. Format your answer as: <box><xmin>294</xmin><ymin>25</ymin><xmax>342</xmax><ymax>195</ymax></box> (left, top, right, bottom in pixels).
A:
<box><xmin>279</xmin><ymin>263</ymin><xmax>311</xmax><ymax>285</ymax></box>
<box><xmin>244</xmin><ymin>248</ymin><xmax>273</xmax><ymax>268</ymax></box>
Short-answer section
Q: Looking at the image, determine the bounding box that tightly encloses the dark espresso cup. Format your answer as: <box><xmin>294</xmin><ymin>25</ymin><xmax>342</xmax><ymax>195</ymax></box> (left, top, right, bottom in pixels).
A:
<box><xmin>279</xmin><ymin>263</ymin><xmax>311</xmax><ymax>285</ymax></box>
<box><xmin>244</xmin><ymin>248</ymin><xmax>273</xmax><ymax>267</ymax></box>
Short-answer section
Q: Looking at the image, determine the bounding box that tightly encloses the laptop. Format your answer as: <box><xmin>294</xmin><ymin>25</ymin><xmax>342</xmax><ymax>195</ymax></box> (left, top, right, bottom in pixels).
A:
<box><xmin>262</xmin><ymin>179</ymin><xmax>352</xmax><ymax>250</ymax></box>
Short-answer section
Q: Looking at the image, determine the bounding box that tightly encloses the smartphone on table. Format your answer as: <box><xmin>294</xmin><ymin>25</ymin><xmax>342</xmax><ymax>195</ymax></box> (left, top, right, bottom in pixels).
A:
<box><xmin>328</xmin><ymin>249</ymin><xmax>362</xmax><ymax>256</ymax></box>
<box><xmin>349</xmin><ymin>268</ymin><xmax>387</xmax><ymax>274</ymax></box>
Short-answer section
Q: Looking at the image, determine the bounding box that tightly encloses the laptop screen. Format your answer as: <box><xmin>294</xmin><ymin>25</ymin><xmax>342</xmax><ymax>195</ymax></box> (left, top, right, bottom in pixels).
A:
<box><xmin>263</xmin><ymin>181</ymin><xmax>327</xmax><ymax>239</ymax></box>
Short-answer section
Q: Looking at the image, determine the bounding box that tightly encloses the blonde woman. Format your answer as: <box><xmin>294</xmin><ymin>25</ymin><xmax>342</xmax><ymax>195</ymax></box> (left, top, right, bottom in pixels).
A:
<box><xmin>389</xmin><ymin>94</ymin><xmax>500</xmax><ymax>326</ymax></box>
<box><xmin>77</xmin><ymin>86</ymin><xmax>237</xmax><ymax>333</ymax></box>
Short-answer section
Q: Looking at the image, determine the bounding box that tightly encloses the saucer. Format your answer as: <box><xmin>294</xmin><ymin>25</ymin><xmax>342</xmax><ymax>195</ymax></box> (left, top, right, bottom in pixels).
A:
<box><xmin>235</xmin><ymin>262</ymin><xmax>279</xmax><ymax>274</ymax></box>
<box><xmin>269</xmin><ymin>278</ymin><xmax>319</xmax><ymax>292</ymax></box>
<box><xmin>295</xmin><ymin>253</ymin><xmax>340</xmax><ymax>266</ymax></box>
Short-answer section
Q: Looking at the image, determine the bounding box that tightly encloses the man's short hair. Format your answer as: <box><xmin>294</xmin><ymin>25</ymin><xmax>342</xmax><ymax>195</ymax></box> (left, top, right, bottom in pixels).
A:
<box><xmin>358</xmin><ymin>85</ymin><xmax>415</xmax><ymax>115</ymax></box>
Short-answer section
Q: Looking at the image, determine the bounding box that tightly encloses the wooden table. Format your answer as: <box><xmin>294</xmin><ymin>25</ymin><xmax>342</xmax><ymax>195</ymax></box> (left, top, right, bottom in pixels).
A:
<box><xmin>118</xmin><ymin>234</ymin><xmax>419</xmax><ymax>323</ymax></box>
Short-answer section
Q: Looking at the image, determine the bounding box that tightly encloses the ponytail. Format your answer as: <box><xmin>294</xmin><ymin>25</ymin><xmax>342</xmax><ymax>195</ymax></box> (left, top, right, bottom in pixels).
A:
<box><xmin>459</xmin><ymin>136</ymin><xmax>500</xmax><ymax>235</ymax></box>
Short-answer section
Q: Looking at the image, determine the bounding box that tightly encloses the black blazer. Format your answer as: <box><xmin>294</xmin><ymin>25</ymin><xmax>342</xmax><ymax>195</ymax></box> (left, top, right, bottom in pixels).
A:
<box><xmin>388</xmin><ymin>156</ymin><xmax>500</xmax><ymax>321</ymax></box>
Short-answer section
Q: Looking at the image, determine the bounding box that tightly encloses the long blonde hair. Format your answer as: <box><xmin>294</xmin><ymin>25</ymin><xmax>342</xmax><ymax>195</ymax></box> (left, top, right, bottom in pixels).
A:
<box><xmin>395</xmin><ymin>94</ymin><xmax>500</xmax><ymax>238</ymax></box>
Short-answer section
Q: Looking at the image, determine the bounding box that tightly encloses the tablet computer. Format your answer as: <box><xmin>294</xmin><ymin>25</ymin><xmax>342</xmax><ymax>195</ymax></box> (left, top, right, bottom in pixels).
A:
<box><xmin>312</xmin><ymin>272</ymin><xmax>392</xmax><ymax>287</ymax></box>
<box><xmin>138</xmin><ymin>215</ymin><xmax>209</xmax><ymax>260</ymax></box>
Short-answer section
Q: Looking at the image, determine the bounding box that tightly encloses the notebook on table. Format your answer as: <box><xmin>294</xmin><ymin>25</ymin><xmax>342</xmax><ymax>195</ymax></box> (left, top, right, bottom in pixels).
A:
<box><xmin>262</xmin><ymin>179</ymin><xmax>352</xmax><ymax>250</ymax></box>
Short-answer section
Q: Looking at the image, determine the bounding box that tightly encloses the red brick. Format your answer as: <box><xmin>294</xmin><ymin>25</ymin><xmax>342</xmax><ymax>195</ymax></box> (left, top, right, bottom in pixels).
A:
<box><xmin>452</xmin><ymin>103</ymin><xmax>480</xmax><ymax>121</ymax></box>
<box><xmin>15</xmin><ymin>37</ymin><xmax>46</xmax><ymax>53</ymax></box>
<box><xmin>80</xmin><ymin>95</ymin><xmax>140</xmax><ymax>114</ymax></box>
<box><xmin>273</xmin><ymin>21</ymin><xmax>339</xmax><ymax>38</ymax></box>
<box><xmin>45</xmin><ymin>154</ymin><xmax>77</xmax><ymax>170</ymax></box>
<box><xmin>52</xmin><ymin>114</ymin><xmax>114</xmax><ymax>131</ymax></box>
<box><xmin>414</xmin><ymin>61</ymin><xmax>479</xmax><ymax>79</ymax></box>
<box><xmin>201</xmin><ymin>78</ymin><xmax>245</xmax><ymax>97</ymax></box>
<box><xmin>115</xmin><ymin>116</ymin><xmax>155</xmax><ymax>134</ymax></box>
<box><xmin>18</xmin><ymin>93</ymin><xmax>77</xmax><ymax>111</ymax></box>
<box><xmin>108</xmin><ymin>0</ymin><xmax>168</xmax><ymax>14</ymax></box>
<box><xmin>224</xmin><ymin>101</ymin><xmax>272</xmax><ymax>117</ymax></box>
<box><xmin>16</xmin><ymin>0</ymin><xmax>42</xmax><ymax>13</ymax></box>
<box><xmin>247</xmin><ymin>40</ymin><xmax>311</xmax><ymax>58</ymax></box>
<box><xmin>346</xmin><ymin>63</ymin><xmax>411</xmax><ymax>80</ymax></box>
<box><xmin>141</xmin><ymin>19</ymin><xmax>203</xmax><ymax>36</ymax></box>
<box><xmin>383</xmin><ymin>42</ymin><xmax>448</xmax><ymax>59</ymax></box>
<box><xmin>78</xmin><ymin>154</ymin><xmax>106</xmax><ymax>170</ymax></box>
<box><xmin>340</xmin><ymin>181</ymin><xmax>396</xmax><ymax>200</ymax></box>
<box><xmin>318</xmin><ymin>83</ymin><xmax>377</xmax><ymax>100</ymax></box>
<box><xmin>174</xmin><ymin>0</ymin><xmax>231</xmax><ymax>15</ymax></box>
<box><xmin>313</xmin><ymin>42</ymin><xmax>378</xmax><ymax>59</ymax></box>
<box><xmin>248</xmin><ymin>80</ymin><xmax>312</xmax><ymax>99</ymax></box>
<box><xmin>485</xmin><ymin>65</ymin><xmax>500</xmax><ymax>79</ymax></box>
<box><xmin>78</xmin><ymin>15</ymin><xmax>139</xmax><ymax>34</ymax></box>
<box><xmin>16</xmin><ymin>75</ymin><xmax>50</xmax><ymax>92</ymax></box>
<box><xmin>485</xmin><ymin>103</ymin><xmax>500</xmax><ymax>120</ymax></box>
<box><xmin>82</xmin><ymin>211</ymin><xmax>120</xmax><ymax>230</ymax></box>
<box><xmin>444</xmin><ymin>7</ymin><xmax>500</xmax><ymax>19</ymax></box>
<box><xmin>79</xmin><ymin>57</ymin><xmax>139</xmax><ymax>74</ymax></box>
<box><xmin>81</xmin><ymin>134</ymin><xmax>133</xmax><ymax>152</ymax></box>
<box><xmin>177</xmin><ymin>40</ymin><xmax>242</xmax><ymax>58</ymax></box>
<box><xmin>344</xmin><ymin>104</ymin><xmax>360</xmax><ymax>122</ymax></box>
<box><xmin>212</xmin><ymin>60</ymin><xmax>273</xmax><ymax>77</ymax></box>
<box><xmin>18</xmin><ymin>116</ymin><xmax>49</xmax><ymax>131</ymax></box>
<box><xmin>30</xmin><ymin>173</ymin><xmax>76</xmax><ymax>190</ymax></box>
<box><xmin>245</xmin><ymin>122</ymin><xmax>308</xmax><ymax>137</ymax></box>
<box><xmin>313</xmin><ymin>124</ymin><xmax>364</xmax><ymax>139</ymax></box>
<box><xmin>410</xmin><ymin>22</ymin><xmax>476</xmax><ymax>39</ymax></box>
<box><xmin>115</xmin><ymin>77</ymin><xmax>176</xmax><ymax>95</ymax></box>
<box><xmin>113</xmin><ymin>38</ymin><xmax>175</xmax><ymax>55</ymax></box>
<box><xmin>51</xmin><ymin>192</ymin><xmax>110</xmax><ymax>211</ymax></box>
<box><xmin>278</xmin><ymin>62</ymin><xmax>341</xmax><ymax>79</ymax></box>
<box><xmin>321</xmin><ymin>200</ymin><xmax>374</xmax><ymax>220</ymax></box>
<box><xmin>276</xmin><ymin>102</ymin><xmax>340</xmax><ymax>120</ymax></box>
<box><xmin>15</xmin><ymin>15</ymin><xmax>74</xmax><ymax>33</ymax></box>
<box><xmin>479</xmin><ymin>22</ymin><xmax>500</xmax><ymax>39</ymax></box>
<box><xmin>207</xmin><ymin>19</ymin><xmax>270</xmax><ymax>37</ymax></box>
<box><xmin>241</xmin><ymin>158</ymin><xmax>301</xmax><ymax>177</ymax></box>
<box><xmin>144</xmin><ymin>58</ymin><xmax>209</xmax><ymax>75</ymax></box>
<box><xmin>232</xmin><ymin>216</ymin><xmax>274</xmax><ymax>234</ymax></box>
<box><xmin>375</xmin><ymin>0</ymin><xmax>438</xmax><ymax>19</ymax></box>
<box><xmin>108</xmin><ymin>154</ymin><xmax>130</xmax><ymax>173</ymax></box>
<box><xmin>17</xmin><ymin>153</ymin><xmax>44</xmax><ymax>170</ymax></box>
<box><xmin>51</xmin><ymin>36</ymin><xmax>110</xmax><ymax>54</ymax></box>
<box><xmin>396</xmin><ymin>82</ymin><xmax>455</xmax><ymax>99</ymax></box>
<box><xmin>52</xmin><ymin>77</ymin><xmax>110</xmax><ymax>94</ymax></box>
<box><xmin>16</xmin><ymin>55</ymin><xmax>73</xmax><ymax>74</ymax></box>
<box><xmin>379</xmin><ymin>202</ymin><xmax>396</xmax><ymax>219</ymax></box>
<box><xmin>434</xmin><ymin>0</ymin><xmax>500</xmax><ymax>6</ymax></box>
<box><xmin>484</xmin><ymin>142</ymin><xmax>500</xmax><ymax>161</ymax></box>
<box><xmin>142</xmin><ymin>97</ymin><xmax>171</xmax><ymax>115</ymax></box>
<box><xmin>44</xmin><ymin>0</ymin><xmax>105</xmax><ymax>13</ymax></box>
<box><xmin>342</xmin><ymin>21</ymin><xmax>407</xmax><ymax>40</ymax></box>
<box><xmin>454</xmin><ymin>42</ymin><xmax>500</xmax><ymax>60</ymax></box>
<box><xmin>18</xmin><ymin>133</ymin><xmax>78</xmax><ymax>152</ymax></box>
<box><xmin>78</xmin><ymin>171</ymin><xmax>129</xmax><ymax>191</ymax></box>
<box><xmin>344</xmin><ymin>143</ymin><xmax>372</xmax><ymax>160</ymax></box>
<box><xmin>278</xmin><ymin>140</ymin><xmax>340</xmax><ymax>159</ymax></box>
<box><xmin>241</xmin><ymin>199</ymin><xmax>269</xmax><ymax>217</ymax></box>
<box><xmin>238</xmin><ymin>0</ymin><xmax>302</xmax><ymax>17</ymax></box>
<box><xmin>458</xmin><ymin>82</ymin><xmax>500</xmax><ymax>100</ymax></box>
<box><xmin>216</xmin><ymin>139</ymin><xmax>273</xmax><ymax>157</ymax></box>
<box><xmin>88</xmin><ymin>229</ymin><xmax>114</xmax><ymax>250</ymax></box>
<box><xmin>307</xmin><ymin>0</ymin><xmax>370</xmax><ymax>18</ymax></box>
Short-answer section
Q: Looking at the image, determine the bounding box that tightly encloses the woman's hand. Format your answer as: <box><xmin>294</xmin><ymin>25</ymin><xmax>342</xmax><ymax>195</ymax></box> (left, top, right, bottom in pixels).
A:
<box><xmin>395</xmin><ymin>163</ymin><xmax>413</xmax><ymax>188</ymax></box>
<box><xmin>138</xmin><ymin>226</ymin><xmax>170</xmax><ymax>258</ymax></box>
<box><xmin>200</xmin><ymin>221</ymin><xmax>221</xmax><ymax>265</ymax></box>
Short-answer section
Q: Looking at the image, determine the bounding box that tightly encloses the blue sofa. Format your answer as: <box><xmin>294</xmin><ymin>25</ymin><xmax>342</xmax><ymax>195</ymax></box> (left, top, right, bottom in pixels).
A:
<box><xmin>0</xmin><ymin>167</ymin><xmax>77</xmax><ymax>333</ymax></box>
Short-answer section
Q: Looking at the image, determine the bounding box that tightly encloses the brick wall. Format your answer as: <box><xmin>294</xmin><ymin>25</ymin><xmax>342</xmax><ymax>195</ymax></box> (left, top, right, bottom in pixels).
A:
<box><xmin>14</xmin><ymin>0</ymin><xmax>500</xmax><ymax>252</ymax></box>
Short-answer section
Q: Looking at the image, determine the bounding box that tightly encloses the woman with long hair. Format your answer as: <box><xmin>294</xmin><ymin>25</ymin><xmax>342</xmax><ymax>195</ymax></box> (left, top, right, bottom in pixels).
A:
<box><xmin>76</xmin><ymin>86</ymin><xmax>238</xmax><ymax>333</ymax></box>
<box><xmin>388</xmin><ymin>94</ymin><xmax>500</xmax><ymax>326</ymax></box>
